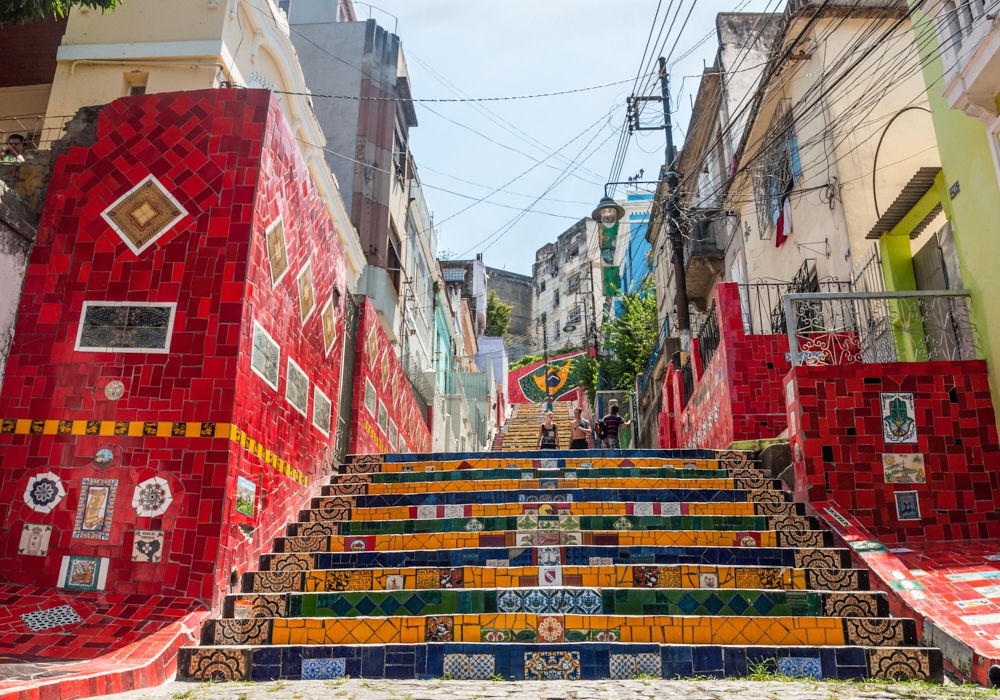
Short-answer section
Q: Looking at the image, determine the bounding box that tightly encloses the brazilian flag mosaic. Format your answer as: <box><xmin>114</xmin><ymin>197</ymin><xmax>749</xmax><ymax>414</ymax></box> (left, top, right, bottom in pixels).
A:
<box><xmin>518</xmin><ymin>352</ymin><xmax>587</xmax><ymax>403</ymax></box>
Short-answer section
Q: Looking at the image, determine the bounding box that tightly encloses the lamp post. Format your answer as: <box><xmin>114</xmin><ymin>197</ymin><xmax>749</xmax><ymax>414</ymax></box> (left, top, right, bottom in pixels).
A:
<box><xmin>593</xmin><ymin>56</ymin><xmax>690</xmax><ymax>350</ymax></box>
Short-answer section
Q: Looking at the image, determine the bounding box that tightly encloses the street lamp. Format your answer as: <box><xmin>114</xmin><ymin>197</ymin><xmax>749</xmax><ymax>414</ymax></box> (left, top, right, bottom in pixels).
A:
<box><xmin>592</xmin><ymin>195</ymin><xmax>624</xmax><ymax>226</ymax></box>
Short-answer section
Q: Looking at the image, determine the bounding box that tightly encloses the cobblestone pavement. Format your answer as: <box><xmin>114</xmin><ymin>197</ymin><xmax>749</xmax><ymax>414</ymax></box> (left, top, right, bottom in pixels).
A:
<box><xmin>105</xmin><ymin>678</ymin><xmax>997</xmax><ymax>700</ymax></box>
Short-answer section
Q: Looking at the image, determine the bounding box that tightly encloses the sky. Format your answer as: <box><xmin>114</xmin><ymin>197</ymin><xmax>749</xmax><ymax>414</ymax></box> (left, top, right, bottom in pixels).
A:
<box><xmin>350</xmin><ymin>0</ymin><xmax>773</xmax><ymax>276</ymax></box>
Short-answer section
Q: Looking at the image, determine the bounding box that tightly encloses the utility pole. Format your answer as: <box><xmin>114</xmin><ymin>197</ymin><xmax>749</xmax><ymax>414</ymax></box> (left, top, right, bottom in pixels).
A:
<box><xmin>659</xmin><ymin>56</ymin><xmax>691</xmax><ymax>350</ymax></box>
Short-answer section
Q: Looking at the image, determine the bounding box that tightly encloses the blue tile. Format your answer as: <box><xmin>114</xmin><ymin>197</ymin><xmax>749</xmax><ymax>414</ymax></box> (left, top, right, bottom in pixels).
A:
<box><xmin>693</xmin><ymin>646</ymin><xmax>723</xmax><ymax>673</ymax></box>
<box><xmin>661</xmin><ymin>646</ymin><xmax>693</xmax><ymax>662</ymax></box>
<box><xmin>723</xmin><ymin>648</ymin><xmax>748</xmax><ymax>678</ymax></box>
<box><xmin>250</xmin><ymin>664</ymin><xmax>281</xmax><ymax>681</ymax></box>
<box><xmin>252</xmin><ymin>647</ymin><xmax>281</xmax><ymax>666</ymax></box>
<box><xmin>361</xmin><ymin>646</ymin><xmax>385</xmax><ymax>677</ymax></box>
<box><xmin>836</xmin><ymin>647</ymin><xmax>866</xmax><ymax>667</ymax></box>
<box><xmin>663</xmin><ymin>662</ymin><xmax>694</xmax><ymax>679</ymax></box>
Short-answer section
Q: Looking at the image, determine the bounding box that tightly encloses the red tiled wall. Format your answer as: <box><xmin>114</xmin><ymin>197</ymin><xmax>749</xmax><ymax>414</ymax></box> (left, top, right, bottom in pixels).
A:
<box><xmin>0</xmin><ymin>89</ymin><xmax>346</xmax><ymax>608</ymax></box>
<box><xmin>785</xmin><ymin>360</ymin><xmax>1000</xmax><ymax>542</ymax></box>
<box><xmin>675</xmin><ymin>283</ymin><xmax>790</xmax><ymax>448</ymax></box>
<box><xmin>348</xmin><ymin>299</ymin><xmax>431</xmax><ymax>455</ymax></box>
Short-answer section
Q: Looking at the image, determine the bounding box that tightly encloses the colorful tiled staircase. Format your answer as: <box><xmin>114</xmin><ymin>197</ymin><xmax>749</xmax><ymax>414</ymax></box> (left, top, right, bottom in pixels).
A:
<box><xmin>177</xmin><ymin>449</ymin><xmax>942</xmax><ymax>683</ymax></box>
<box><xmin>499</xmin><ymin>403</ymin><xmax>576</xmax><ymax>451</ymax></box>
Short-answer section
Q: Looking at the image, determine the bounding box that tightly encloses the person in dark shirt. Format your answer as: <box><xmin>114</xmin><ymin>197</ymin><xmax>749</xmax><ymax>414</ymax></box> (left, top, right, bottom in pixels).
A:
<box><xmin>601</xmin><ymin>401</ymin><xmax>631</xmax><ymax>449</ymax></box>
<box><xmin>537</xmin><ymin>411</ymin><xmax>559</xmax><ymax>450</ymax></box>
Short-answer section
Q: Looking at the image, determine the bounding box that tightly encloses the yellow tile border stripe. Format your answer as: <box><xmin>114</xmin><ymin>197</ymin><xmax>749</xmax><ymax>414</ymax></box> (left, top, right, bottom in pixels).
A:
<box><xmin>1</xmin><ymin>418</ymin><xmax>307</xmax><ymax>486</ymax></box>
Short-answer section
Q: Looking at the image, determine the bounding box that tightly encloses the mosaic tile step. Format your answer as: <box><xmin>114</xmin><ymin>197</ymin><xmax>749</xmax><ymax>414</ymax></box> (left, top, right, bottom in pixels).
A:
<box><xmin>221</xmin><ymin>588</ymin><xmax>890</xmax><ymax>619</ymax></box>
<box><xmin>258</xmin><ymin>546</ymin><xmax>855</xmax><ymax>574</ymax></box>
<box><xmin>266</xmin><ymin>529</ymin><xmax>832</xmax><ymax>554</ymax></box>
<box><xmin>312</xmin><ymin>514</ymin><xmax>819</xmax><ymax>537</ymax></box>
<box><xmin>369</xmin><ymin>448</ymin><xmax>753</xmax><ymax>463</ymax></box>
<box><xmin>344</xmin><ymin>456</ymin><xmax>739</xmax><ymax>474</ymax></box>
<box><xmin>297</xmin><ymin>500</ymin><xmax>804</xmax><ymax>527</ymax></box>
<box><xmin>310</xmin><ymin>488</ymin><xmax>790</xmax><ymax>510</ymax></box>
<box><xmin>178</xmin><ymin>642</ymin><xmax>942</xmax><ymax>682</ymax></box>
<box><xmin>331</xmin><ymin>465</ymin><xmax>757</xmax><ymax>484</ymax></box>
<box><xmin>200</xmin><ymin>614</ymin><xmax>918</xmax><ymax>647</ymax></box>
<box><xmin>321</xmin><ymin>476</ymin><xmax>780</xmax><ymax>496</ymax></box>
<box><xmin>246</xmin><ymin>563</ymin><xmax>868</xmax><ymax>594</ymax></box>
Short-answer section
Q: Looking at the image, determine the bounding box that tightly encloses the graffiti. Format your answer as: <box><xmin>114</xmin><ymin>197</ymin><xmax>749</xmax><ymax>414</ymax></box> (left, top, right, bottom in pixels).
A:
<box><xmin>509</xmin><ymin>351</ymin><xmax>589</xmax><ymax>404</ymax></box>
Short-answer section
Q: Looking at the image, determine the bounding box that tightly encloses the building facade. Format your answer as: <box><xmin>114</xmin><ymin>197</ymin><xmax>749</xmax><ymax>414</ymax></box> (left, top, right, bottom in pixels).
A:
<box><xmin>485</xmin><ymin>266</ymin><xmax>533</xmax><ymax>361</ymax></box>
<box><xmin>906</xmin><ymin>0</ymin><xmax>1000</xmax><ymax>418</ymax></box>
<box><xmin>531</xmin><ymin>218</ymin><xmax>604</xmax><ymax>355</ymax></box>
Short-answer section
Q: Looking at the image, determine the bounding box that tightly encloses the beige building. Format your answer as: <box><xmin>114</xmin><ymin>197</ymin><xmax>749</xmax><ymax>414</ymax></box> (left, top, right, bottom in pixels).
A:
<box><xmin>650</xmin><ymin>1</ymin><xmax>944</xmax><ymax>329</ymax></box>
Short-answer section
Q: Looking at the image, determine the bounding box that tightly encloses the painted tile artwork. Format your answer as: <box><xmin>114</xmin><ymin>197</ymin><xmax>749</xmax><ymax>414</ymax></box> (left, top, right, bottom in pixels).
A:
<box><xmin>880</xmin><ymin>392</ymin><xmax>918</xmax><ymax>445</ymax></box>
<box><xmin>57</xmin><ymin>555</ymin><xmax>109</xmax><ymax>591</ymax></box>
<box><xmin>132</xmin><ymin>530</ymin><xmax>166</xmax><ymax>563</ymax></box>
<box><xmin>235</xmin><ymin>477</ymin><xmax>257</xmax><ymax>519</ymax></box>
<box><xmin>72</xmin><ymin>478</ymin><xmax>118</xmax><ymax>540</ymax></box>
<box><xmin>882</xmin><ymin>454</ymin><xmax>926</xmax><ymax>484</ymax></box>
<box><xmin>18</xmin><ymin>523</ymin><xmax>53</xmax><ymax>556</ymax></box>
<box><xmin>895</xmin><ymin>491</ymin><xmax>921</xmax><ymax>521</ymax></box>
<box><xmin>100</xmin><ymin>174</ymin><xmax>188</xmax><ymax>255</ymax></box>
<box><xmin>266</xmin><ymin>218</ymin><xmax>289</xmax><ymax>285</ymax></box>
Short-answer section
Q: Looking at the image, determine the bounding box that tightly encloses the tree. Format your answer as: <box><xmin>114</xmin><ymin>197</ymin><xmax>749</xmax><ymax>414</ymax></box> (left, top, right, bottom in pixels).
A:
<box><xmin>2</xmin><ymin>1</ymin><xmax>119</xmax><ymax>25</ymax></box>
<box><xmin>484</xmin><ymin>290</ymin><xmax>512</xmax><ymax>338</ymax></box>
<box><xmin>600</xmin><ymin>279</ymin><xmax>658</xmax><ymax>390</ymax></box>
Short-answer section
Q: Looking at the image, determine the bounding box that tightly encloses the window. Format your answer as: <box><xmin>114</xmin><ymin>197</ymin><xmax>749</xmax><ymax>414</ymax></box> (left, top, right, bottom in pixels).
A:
<box><xmin>554</xmin><ymin>321</ymin><xmax>560</xmax><ymax>339</ymax></box>
<box><xmin>128</xmin><ymin>84</ymin><xmax>147</xmax><ymax>96</ymax></box>
<box><xmin>752</xmin><ymin>100</ymin><xmax>802</xmax><ymax>239</ymax></box>
<box><xmin>387</xmin><ymin>227</ymin><xmax>403</xmax><ymax>294</ymax></box>
<box><xmin>393</xmin><ymin>122</ymin><xmax>408</xmax><ymax>182</ymax></box>
<box><xmin>540</xmin><ymin>312</ymin><xmax>547</xmax><ymax>325</ymax></box>
<box><xmin>277</xmin><ymin>0</ymin><xmax>292</xmax><ymax>15</ymax></box>
<box><xmin>567</xmin><ymin>274</ymin><xmax>580</xmax><ymax>294</ymax></box>
<box><xmin>567</xmin><ymin>242</ymin><xmax>580</xmax><ymax>259</ymax></box>
<box><xmin>285</xmin><ymin>357</ymin><xmax>309</xmax><ymax>417</ymax></box>
<box><xmin>568</xmin><ymin>308</ymin><xmax>582</xmax><ymax>325</ymax></box>
<box><xmin>313</xmin><ymin>386</ymin><xmax>331</xmax><ymax>436</ymax></box>
<box><xmin>553</xmin><ymin>290</ymin><xmax>560</xmax><ymax>306</ymax></box>
<box><xmin>250</xmin><ymin>321</ymin><xmax>280</xmax><ymax>389</ymax></box>
<box><xmin>265</xmin><ymin>218</ymin><xmax>289</xmax><ymax>285</ymax></box>
<box><xmin>297</xmin><ymin>261</ymin><xmax>315</xmax><ymax>322</ymax></box>
<box><xmin>75</xmin><ymin>301</ymin><xmax>176</xmax><ymax>353</ymax></box>
<box><xmin>538</xmin><ymin>281</ymin><xmax>546</xmax><ymax>294</ymax></box>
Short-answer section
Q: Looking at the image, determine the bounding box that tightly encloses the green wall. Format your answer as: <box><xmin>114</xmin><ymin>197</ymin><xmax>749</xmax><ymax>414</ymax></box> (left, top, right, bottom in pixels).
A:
<box><xmin>909</xmin><ymin>7</ymin><xmax>1000</xmax><ymax>415</ymax></box>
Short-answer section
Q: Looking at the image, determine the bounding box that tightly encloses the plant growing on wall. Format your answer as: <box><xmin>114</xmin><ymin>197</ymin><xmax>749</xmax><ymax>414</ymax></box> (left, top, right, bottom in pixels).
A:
<box><xmin>3</xmin><ymin>0</ymin><xmax>118</xmax><ymax>24</ymax></box>
<box><xmin>600</xmin><ymin>279</ymin><xmax>658</xmax><ymax>390</ymax></box>
<box><xmin>484</xmin><ymin>290</ymin><xmax>512</xmax><ymax>338</ymax></box>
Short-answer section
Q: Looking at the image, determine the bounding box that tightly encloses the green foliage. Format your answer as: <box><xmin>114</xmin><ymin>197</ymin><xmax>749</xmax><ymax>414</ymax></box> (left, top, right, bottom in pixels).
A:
<box><xmin>510</xmin><ymin>353</ymin><xmax>543</xmax><ymax>370</ymax></box>
<box><xmin>484</xmin><ymin>290</ymin><xmax>512</xmax><ymax>337</ymax></box>
<box><xmin>600</xmin><ymin>279</ymin><xmax>658</xmax><ymax>390</ymax></box>
<box><xmin>1</xmin><ymin>0</ymin><xmax>119</xmax><ymax>24</ymax></box>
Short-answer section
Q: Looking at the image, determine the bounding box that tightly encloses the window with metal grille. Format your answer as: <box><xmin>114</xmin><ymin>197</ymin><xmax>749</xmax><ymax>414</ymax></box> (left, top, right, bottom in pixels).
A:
<box><xmin>752</xmin><ymin>100</ymin><xmax>802</xmax><ymax>239</ymax></box>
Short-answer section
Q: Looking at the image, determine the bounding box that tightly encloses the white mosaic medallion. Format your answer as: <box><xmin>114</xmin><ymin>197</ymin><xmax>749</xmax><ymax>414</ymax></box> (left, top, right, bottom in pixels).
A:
<box><xmin>132</xmin><ymin>476</ymin><xmax>172</xmax><ymax>517</ymax></box>
<box><xmin>23</xmin><ymin>472</ymin><xmax>66</xmax><ymax>513</ymax></box>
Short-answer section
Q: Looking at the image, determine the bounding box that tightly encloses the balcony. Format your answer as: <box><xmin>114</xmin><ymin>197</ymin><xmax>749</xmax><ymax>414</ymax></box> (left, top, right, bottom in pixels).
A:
<box><xmin>683</xmin><ymin>212</ymin><xmax>726</xmax><ymax>309</ymax></box>
<box><xmin>925</xmin><ymin>0</ymin><xmax>1000</xmax><ymax>122</ymax></box>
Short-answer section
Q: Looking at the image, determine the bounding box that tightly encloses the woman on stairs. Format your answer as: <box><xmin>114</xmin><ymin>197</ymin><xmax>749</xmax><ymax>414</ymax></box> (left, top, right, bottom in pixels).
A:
<box><xmin>537</xmin><ymin>411</ymin><xmax>559</xmax><ymax>450</ymax></box>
